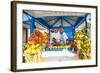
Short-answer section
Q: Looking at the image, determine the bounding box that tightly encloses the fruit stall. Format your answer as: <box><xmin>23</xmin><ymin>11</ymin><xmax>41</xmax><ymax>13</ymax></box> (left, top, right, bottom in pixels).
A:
<box><xmin>22</xmin><ymin>10</ymin><xmax>91</xmax><ymax>63</ymax></box>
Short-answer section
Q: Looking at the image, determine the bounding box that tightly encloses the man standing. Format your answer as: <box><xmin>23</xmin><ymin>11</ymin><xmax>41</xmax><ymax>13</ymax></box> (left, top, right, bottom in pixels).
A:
<box><xmin>59</xmin><ymin>28</ymin><xmax>68</xmax><ymax>45</ymax></box>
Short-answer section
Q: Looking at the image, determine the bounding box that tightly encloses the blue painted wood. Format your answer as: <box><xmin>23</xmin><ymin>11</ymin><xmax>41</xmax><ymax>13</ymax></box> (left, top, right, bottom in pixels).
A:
<box><xmin>63</xmin><ymin>17</ymin><xmax>73</xmax><ymax>26</ymax></box>
<box><xmin>51</xmin><ymin>17</ymin><xmax>60</xmax><ymax>27</ymax></box>
<box><xmin>74</xmin><ymin>17</ymin><xmax>84</xmax><ymax>27</ymax></box>
<box><xmin>23</xmin><ymin>11</ymin><xmax>50</xmax><ymax>29</ymax></box>
<box><xmin>30</xmin><ymin>19</ymin><xmax>36</xmax><ymax>34</ymax></box>
<box><xmin>74</xmin><ymin>13</ymin><xmax>89</xmax><ymax>28</ymax></box>
<box><xmin>61</xmin><ymin>16</ymin><xmax>63</xmax><ymax>27</ymax></box>
<box><xmin>36</xmin><ymin>18</ymin><xmax>50</xmax><ymax>29</ymax></box>
<box><xmin>23</xmin><ymin>11</ymin><xmax>90</xmax><ymax>42</ymax></box>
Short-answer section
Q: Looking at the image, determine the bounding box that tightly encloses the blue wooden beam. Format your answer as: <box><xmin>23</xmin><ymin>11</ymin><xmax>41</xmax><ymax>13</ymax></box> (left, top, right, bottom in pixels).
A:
<box><xmin>36</xmin><ymin>18</ymin><xmax>50</xmax><ymax>29</ymax></box>
<box><xmin>51</xmin><ymin>17</ymin><xmax>60</xmax><ymax>27</ymax></box>
<box><xmin>30</xmin><ymin>18</ymin><xmax>36</xmax><ymax>34</ymax></box>
<box><xmin>74</xmin><ymin>17</ymin><xmax>84</xmax><ymax>27</ymax></box>
<box><xmin>23</xmin><ymin>11</ymin><xmax>50</xmax><ymax>29</ymax></box>
<box><xmin>23</xmin><ymin>11</ymin><xmax>36</xmax><ymax>34</ymax></box>
<box><xmin>66</xmin><ymin>16</ymin><xmax>77</xmax><ymax>21</ymax></box>
<box><xmin>61</xmin><ymin>17</ymin><xmax>63</xmax><ymax>27</ymax></box>
<box><xmin>63</xmin><ymin>16</ymin><xmax>73</xmax><ymax>26</ymax></box>
<box><xmin>74</xmin><ymin>13</ymin><xmax>89</xmax><ymax>28</ymax></box>
<box><xmin>50</xmin><ymin>26</ymin><xmax>72</xmax><ymax>28</ymax></box>
<box><xmin>72</xmin><ymin>26</ymin><xmax>75</xmax><ymax>36</ymax></box>
<box><xmin>47</xmin><ymin>17</ymin><xmax>57</xmax><ymax>23</ymax></box>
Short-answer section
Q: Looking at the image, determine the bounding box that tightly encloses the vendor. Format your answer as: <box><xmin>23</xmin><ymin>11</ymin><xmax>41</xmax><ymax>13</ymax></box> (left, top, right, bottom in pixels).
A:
<box><xmin>51</xmin><ymin>37</ymin><xmax>58</xmax><ymax>46</ymax></box>
<box><xmin>59</xmin><ymin>28</ymin><xmax>68</xmax><ymax>45</ymax></box>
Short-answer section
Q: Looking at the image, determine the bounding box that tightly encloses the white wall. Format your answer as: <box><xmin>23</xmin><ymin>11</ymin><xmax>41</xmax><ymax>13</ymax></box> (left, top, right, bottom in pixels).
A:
<box><xmin>0</xmin><ymin>0</ymin><xmax>99</xmax><ymax>73</ymax></box>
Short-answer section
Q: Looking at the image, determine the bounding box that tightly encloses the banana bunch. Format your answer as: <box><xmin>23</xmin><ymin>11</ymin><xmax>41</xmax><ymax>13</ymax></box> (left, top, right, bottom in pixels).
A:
<box><xmin>24</xmin><ymin>44</ymin><xmax>43</xmax><ymax>63</ymax></box>
<box><xmin>72</xmin><ymin>29</ymin><xmax>91</xmax><ymax>60</ymax></box>
<box><xmin>48</xmin><ymin>45</ymin><xmax>70</xmax><ymax>49</ymax></box>
<box><xmin>23</xmin><ymin>29</ymin><xmax>49</xmax><ymax>63</ymax></box>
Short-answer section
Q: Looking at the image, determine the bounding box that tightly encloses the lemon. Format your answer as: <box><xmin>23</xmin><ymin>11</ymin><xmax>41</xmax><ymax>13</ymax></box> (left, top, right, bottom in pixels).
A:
<box><xmin>30</xmin><ymin>45</ymin><xmax>35</xmax><ymax>50</ymax></box>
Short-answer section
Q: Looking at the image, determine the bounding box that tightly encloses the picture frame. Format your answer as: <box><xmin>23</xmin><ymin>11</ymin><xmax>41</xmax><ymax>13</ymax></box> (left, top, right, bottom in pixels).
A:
<box><xmin>11</xmin><ymin>1</ymin><xmax>98</xmax><ymax>72</ymax></box>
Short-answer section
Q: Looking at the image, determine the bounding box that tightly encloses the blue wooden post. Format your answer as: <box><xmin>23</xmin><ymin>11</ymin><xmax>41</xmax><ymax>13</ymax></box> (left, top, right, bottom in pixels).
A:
<box><xmin>61</xmin><ymin>16</ymin><xmax>63</xmax><ymax>27</ymax></box>
<box><xmin>30</xmin><ymin>18</ymin><xmax>36</xmax><ymax>34</ymax></box>
<box><xmin>72</xmin><ymin>26</ymin><xmax>75</xmax><ymax>37</ymax></box>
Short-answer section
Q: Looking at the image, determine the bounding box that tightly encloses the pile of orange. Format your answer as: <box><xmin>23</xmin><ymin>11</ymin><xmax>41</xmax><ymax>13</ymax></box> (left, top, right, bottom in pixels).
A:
<box><xmin>28</xmin><ymin>29</ymin><xmax>48</xmax><ymax>45</ymax></box>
